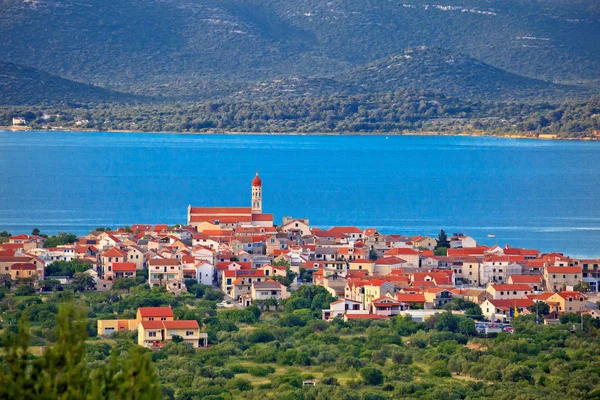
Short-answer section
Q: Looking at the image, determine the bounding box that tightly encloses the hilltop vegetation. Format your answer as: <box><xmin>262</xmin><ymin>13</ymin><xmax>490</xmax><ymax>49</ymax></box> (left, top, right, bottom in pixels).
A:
<box><xmin>236</xmin><ymin>47</ymin><xmax>591</xmax><ymax>102</ymax></box>
<box><xmin>0</xmin><ymin>0</ymin><xmax>599</xmax><ymax>97</ymax></box>
<box><xmin>1</xmin><ymin>284</ymin><xmax>600</xmax><ymax>400</ymax></box>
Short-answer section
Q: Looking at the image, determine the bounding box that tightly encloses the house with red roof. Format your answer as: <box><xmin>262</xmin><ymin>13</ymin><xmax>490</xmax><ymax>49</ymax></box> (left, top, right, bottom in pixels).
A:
<box><xmin>148</xmin><ymin>258</ymin><xmax>185</xmax><ymax>295</ymax></box>
<box><xmin>370</xmin><ymin>294</ymin><xmax>407</xmax><ymax>316</ymax></box>
<box><xmin>322</xmin><ymin>298</ymin><xmax>366</xmax><ymax>320</ymax></box>
<box><xmin>101</xmin><ymin>247</ymin><xmax>127</xmax><ymax>277</ymax></box>
<box><xmin>485</xmin><ymin>283</ymin><xmax>533</xmax><ymax>300</ymax></box>
<box><xmin>138</xmin><ymin>319</ymin><xmax>207</xmax><ymax>348</ymax></box>
<box><xmin>544</xmin><ymin>265</ymin><xmax>582</xmax><ymax>291</ymax></box>
<box><xmin>480</xmin><ymin>298</ymin><xmax>534</xmax><ymax>322</ymax></box>
<box><xmin>107</xmin><ymin>262</ymin><xmax>137</xmax><ymax>280</ymax></box>
<box><xmin>374</xmin><ymin>257</ymin><xmax>408</xmax><ymax>275</ymax></box>
<box><xmin>508</xmin><ymin>275</ymin><xmax>543</xmax><ymax>291</ymax></box>
<box><xmin>545</xmin><ymin>291</ymin><xmax>588</xmax><ymax>314</ymax></box>
<box><xmin>383</xmin><ymin>248</ymin><xmax>420</xmax><ymax>267</ymax></box>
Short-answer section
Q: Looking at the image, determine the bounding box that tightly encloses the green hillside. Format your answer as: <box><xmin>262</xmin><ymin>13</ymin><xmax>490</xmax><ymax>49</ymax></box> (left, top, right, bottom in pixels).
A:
<box><xmin>0</xmin><ymin>62</ymin><xmax>135</xmax><ymax>105</ymax></box>
<box><xmin>0</xmin><ymin>0</ymin><xmax>598</xmax><ymax>97</ymax></box>
<box><xmin>234</xmin><ymin>47</ymin><xmax>589</xmax><ymax>102</ymax></box>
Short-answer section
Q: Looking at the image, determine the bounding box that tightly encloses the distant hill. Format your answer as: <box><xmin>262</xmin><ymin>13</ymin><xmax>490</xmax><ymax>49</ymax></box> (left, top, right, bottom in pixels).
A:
<box><xmin>0</xmin><ymin>0</ymin><xmax>598</xmax><ymax>97</ymax></box>
<box><xmin>232</xmin><ymin>48</ymin><xmax>590</xmax><ymax>102</ymax></box>
<box><xmin>0</xmin><ymin>62</ymin><xmax>134</xmax><ymax>105</ymax></box>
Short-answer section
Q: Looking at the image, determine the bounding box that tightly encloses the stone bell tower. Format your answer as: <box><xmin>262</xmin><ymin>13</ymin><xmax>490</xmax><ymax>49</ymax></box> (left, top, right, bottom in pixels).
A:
<box><xmin>251</xmin><ymin>171</ymin><xmax>262</xmax><ymax>214</ymax></box>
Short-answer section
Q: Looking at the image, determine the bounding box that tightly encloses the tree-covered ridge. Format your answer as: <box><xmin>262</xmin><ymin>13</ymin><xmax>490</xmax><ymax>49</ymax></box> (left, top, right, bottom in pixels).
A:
<box><xmin>2</xmin><ymin>93</ymin><xmax>599</xmax><ymax>138</ymax></box>
<box><xmin>0</xmin><ymin>62</ymin><xmax>136</xmax><ymax>105</ymax></box>
<box><xmin>235</xmin><ymin>47</ymin><xmax>594</xmax><ymax>103</ymax></box>
<box><xmin>1</xmin><ymin>284</ymin><xmax>600</xmax><ymax>400</ymax></box>
<box><xmin>0</xmin><ymin>0</ymin><xmax>598</xmax><ymax>96</ymax></box>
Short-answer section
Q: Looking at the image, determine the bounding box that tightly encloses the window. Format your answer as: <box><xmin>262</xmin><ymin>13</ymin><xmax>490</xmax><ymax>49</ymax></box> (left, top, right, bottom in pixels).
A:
<box><xmin>148</xmin><ymin>332</ymin><xmax>156</xmax><ymax>337</ymax></box>
<box><xmin>186</xmin><ymin>331</ymin><xmax>194</xmax><ymax>336</ymax></box>
<box><xmin>149</xmin><ymin>317</ymin><xmax>154</xmax><ymax>321</ymax></box>
<box><xmin>574</xmin><ymin>275</ymin><xmax>578</xmax><ymax>279</ymax></box>
<box><xmin>161</xmin><ymin>317</ymin><xmax>166</xmax><ymax>321</ymax></box>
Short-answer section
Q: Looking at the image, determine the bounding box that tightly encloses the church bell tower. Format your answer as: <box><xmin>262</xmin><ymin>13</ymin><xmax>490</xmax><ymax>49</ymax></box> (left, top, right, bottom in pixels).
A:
<box><xmin>251</xmin><ymin>172</ymin><xmax>262</xmax><ymax>214</ymax></box>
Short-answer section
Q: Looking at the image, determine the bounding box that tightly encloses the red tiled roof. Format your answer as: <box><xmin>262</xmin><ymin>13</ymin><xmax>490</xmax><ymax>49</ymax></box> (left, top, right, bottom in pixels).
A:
<box><xmin>397</xmin><ymin>293</ymin><xmax>427</xmax><ymax>303</ymax></box>
<box><xmin>545</xmin><ymin>266</ymin><xmax>581</xmax><ymax>274</ymax></box>
<box><xmin>252</xmin><ymin>213</ymin><xmax>274</xmax><ymax>221</ymax></box>
<box><xmin>384</xmin><ymin>248</ymin><xmax>419</xmax><ymax>256</ymax></box>
<box><xmin>345</xmin><ymin>314</ymin><xmax>390</xmax><ymax>319</ymax></box>
<box><xmin>509</xmin><ymin>275</ymin><xmax>542</xmax><ymax>283</ymax></box>
<box><xmin>10</xmin><ymin>263</ymin><xmax>36</xmax><ymax>271</ymax></box>
<box><xmin>557</xmin><ymin>291</ymin><xmax>587</xmax><ymax>300</ymax></box>
<box><xmin>140</xmin><ymin>321</ymin><xmax>164</xmax><ymax>329</ymax></box>
<box><xmin>488</xmin><ymin>298</ymin><xmax>534</xmax><ymax>308</ymax></box>
<box><xmin>163</xmin><ymin>320</ymin><xmax>199</xmax><ymax>329</ymax></box>
<box><xmin>112</xmin><ymin>262</ymin><xmax>136</xmax><ymax>272</ymax></box>
<box><xmin>488</xmin><ymin>284</ymin><xmax>533</xmax><ymax>291</ymax></box>
<box><xmin>138</xmin><ymin>307</ymin><xmax>174</xmax><ymax>318</ymax></box>
<box><xmin>148</xmin><ymin>258</ymin><xmax>180</xmax><ymax>266</ymax></box>
<box><xmin>190</xmin><ymin>207</ymin><xmax>252</xmax><ymax>214</ymax></box>
<box><xmin>102</xmin><ymin>247</ymin><xmax>126</xmax><ymax>257</ymax></box>
<box><xmin>375</xmin><ymin>257</ymin><xmax>407</xmax><ymax>265</ymax></box>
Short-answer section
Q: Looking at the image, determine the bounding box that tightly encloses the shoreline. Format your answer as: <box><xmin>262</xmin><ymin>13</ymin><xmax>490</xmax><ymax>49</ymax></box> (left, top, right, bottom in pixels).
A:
<box><xmin>1</xmin><ymin>126</ymin><xmax>598</xmax><ymax>141</ymax></box>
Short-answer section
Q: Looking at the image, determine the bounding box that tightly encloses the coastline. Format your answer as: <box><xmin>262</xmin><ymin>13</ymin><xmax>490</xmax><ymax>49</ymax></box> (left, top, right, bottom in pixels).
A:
<box><xmin>1</xmin><ymin>125</ymin><xmax>597</xmax><ymax>141</ymax></box>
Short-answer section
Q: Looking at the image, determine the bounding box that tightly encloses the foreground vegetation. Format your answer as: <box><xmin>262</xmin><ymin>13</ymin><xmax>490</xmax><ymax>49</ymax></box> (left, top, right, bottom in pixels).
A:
<box><xmin>1</xmin><ymin>92</ymin><xmax>599</xmax><ymax>138</ymax></box>
<box><xmin>1</xmin><ymin>280</ymin><xmax>600</xmax><ymax>400</ymax></box>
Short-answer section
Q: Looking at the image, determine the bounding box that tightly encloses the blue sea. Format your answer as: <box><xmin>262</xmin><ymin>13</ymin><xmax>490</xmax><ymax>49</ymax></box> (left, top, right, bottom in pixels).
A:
<box><xmin>1</xmin><ymin>131</ymin><xmax>599</xmax><ymax>258</ymax></box>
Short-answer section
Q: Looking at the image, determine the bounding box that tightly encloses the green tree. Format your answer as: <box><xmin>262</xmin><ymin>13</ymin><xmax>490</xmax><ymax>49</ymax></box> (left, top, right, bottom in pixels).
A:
<box><xmin>71</xmin><ymin>272</ymin><xmax>96</xmax><ymax>291</ymax></box>
<box><xmin>528</xmin><ymin>301</ymin><xmax>550</xmax><ymax>316</ymax></box>
<box><xmin>113</xmin><ymin>277</ymin><xmax>138</xmax><ymax>292</ymax></box>
<box><xmin>430</xmin><ymin>360</ymin><xmax>451</xmax><ymax>377</ymax></box>
<box><xmin>436</xmin><ymin>230</ymin><xmax>450</xmax><ymax>249</ymax></box>
<box><xmin>360</xmin><ymin>366</ymin><xmax>384</xmax><ymax>386</ymax></box>
<box><xmin>0</xmin><ymin>303</ymin><xmax>161</xmax><ymax>399</ymax></box>
<box><xmin>32</xmin><ymin>228</ymin><xmax>41</xmax><ymax>236</ymax></box>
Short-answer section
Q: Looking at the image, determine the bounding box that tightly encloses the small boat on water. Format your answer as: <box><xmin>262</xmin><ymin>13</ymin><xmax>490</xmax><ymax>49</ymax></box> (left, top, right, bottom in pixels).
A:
<box><xmin>487</xmin><ymin>234</ymin><xmax>496</xmax><ymax>238</ymax></box>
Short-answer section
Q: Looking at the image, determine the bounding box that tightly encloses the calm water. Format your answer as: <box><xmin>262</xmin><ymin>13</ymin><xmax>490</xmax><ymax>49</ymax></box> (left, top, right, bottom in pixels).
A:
<box><xmin>1</xmin><ymin>131</ymin><xmax>599</xmax><ymax>257</ymax></box>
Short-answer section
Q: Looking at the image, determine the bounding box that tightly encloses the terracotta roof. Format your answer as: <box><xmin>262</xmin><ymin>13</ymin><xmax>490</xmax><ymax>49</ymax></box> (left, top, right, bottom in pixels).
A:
<box><xmin>148</xmin><ymin>258</ymin><xmax>180</xmax><ymax>266</ymax></box>
<box><xmin>375</xmin><ymin>257</ymin><xmax>407</xmax><ymax>265</ymax></box>
<box><xmin>488</xmin><ymin>284</ymin><xmax>533</xmax><ymax>291</ymax></box>
<box><xmin>545</xmin><ymin>266</ymin><xmax>581</xmax><ymax>274</ymax></box>
<box><xmin>395</xmin><ymin>293</ymin><xmax>426</xmax><ymax>303</ymax></box>
<box><xmin>10</xmin><ymin>263</ymin><xmax>36</xmax><ymax>270</ymax></box>
<box><xmin>138</xmin><ymin>307</ymin><xmax>174</xmax><ymax>318</ymax></box>
<box><xmin>140</xmin><ymin>321</ymin><xmax>164</xmax><ymax>329</ymax></box>
<box><xmin>190</xmin><ymin>207</ymin><xmax>252</xmax><ymax>214</ymax></box>
<box><xmin>102</xmin><ymin>247</ymin><xmax>127</xmax><ymax>257</ymax></box>
<box><xmin>557</xmin><ymin>291</ymin><xmax>587</xmax><ymax>300</ymax></box>
<box><xmin>509</xmin><ymin>275</ymin><xmax>542</xmax><ymax>283</ymax></box>
<box><xmin>384</xmin><ymin>248</ymin><xmax>419</xmax><ymax>256</ymax></box>
<box><xmin>163</xmin><ymin>320</ymin><xmax>199</xmax><ymax>329</ymax></box>
<box><xmin>252</xmin><ymin>213</ymin><xmax>273</xmax><ymax>221</ymax></box>
<box><xmin>488</xmin><ymin>298</ymin><xmax>534</xmax><ymax>308</ymax></box>
<box><xmin>345</xmin><ymin>314</ymin><xmax>390</xmax><ymax>319</ymax></box>
<box><xmin>112</xmin><ymin>262</ymin><xmax>136</xmax><ymax>272</ymax></box>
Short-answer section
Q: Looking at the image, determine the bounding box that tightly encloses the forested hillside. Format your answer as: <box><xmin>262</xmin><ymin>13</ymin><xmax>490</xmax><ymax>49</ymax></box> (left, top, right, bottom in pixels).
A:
<box><xmin>236</xmin><ymin>48</ymin><xmax>589</xmax><ymax>102</ymax></box>
<box><xmin>0</xmin><ymin>0</ymin><xmax>598</xmax><ymax>96</ymax></box>
<box><xmin>0</xmin><ymin>63</ymin><xmax>136</xmax><ymax>105</ymax></box>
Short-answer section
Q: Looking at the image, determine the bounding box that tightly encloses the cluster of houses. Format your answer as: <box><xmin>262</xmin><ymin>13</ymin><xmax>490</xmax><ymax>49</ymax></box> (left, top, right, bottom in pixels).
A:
<box><xmin>98</xmin><ymin>306</ymin><xmax>208</xmax><ymax>348</ymax></box>
<box><xmin>1</xmin><ymin>173</ymin><xmax>599</xmax><ymax>333</ymax></box>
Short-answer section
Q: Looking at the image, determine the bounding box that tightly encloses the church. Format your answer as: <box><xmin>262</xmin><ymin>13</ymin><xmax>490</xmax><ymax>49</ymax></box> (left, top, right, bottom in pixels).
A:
<box><xmin>187</xmin><ymin>173</ymin><xmax>274</xmax><ymax>229</ymax></box>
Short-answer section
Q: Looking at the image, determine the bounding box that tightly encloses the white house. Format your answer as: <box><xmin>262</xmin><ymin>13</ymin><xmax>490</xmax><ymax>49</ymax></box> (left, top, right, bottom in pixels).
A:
<box><xmin>195</xmin><ymin>261</ymin><xmax>215</xmax><ymax>286</ymax></box>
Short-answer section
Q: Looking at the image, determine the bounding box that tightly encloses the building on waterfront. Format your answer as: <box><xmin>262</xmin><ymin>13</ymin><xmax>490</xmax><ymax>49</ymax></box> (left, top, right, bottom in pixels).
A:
<box><xmin>187</xmin><ymin>172</ymin><xmax>274</xmax><ymax>230</ymax></box>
